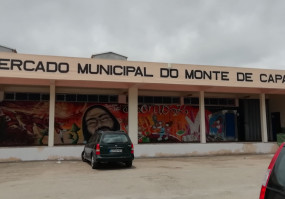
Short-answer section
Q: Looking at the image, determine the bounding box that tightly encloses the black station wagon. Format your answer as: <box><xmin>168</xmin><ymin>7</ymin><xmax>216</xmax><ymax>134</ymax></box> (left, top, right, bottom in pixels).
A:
<box><xmin>81</xmin><ymin>130</ymin><xmax>134</xmax><ymax>169</ymax></box>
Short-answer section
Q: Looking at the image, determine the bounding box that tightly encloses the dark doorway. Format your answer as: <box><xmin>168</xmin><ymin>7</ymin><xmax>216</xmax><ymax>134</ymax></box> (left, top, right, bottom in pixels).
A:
<box><xmin>238</xmin><ymin>99</ymin><xmax>261</xmax><ymax>141</ymax></box>
<box><xmin>271</xmin><ymin>112</ymin><xmax>281</xmax><ymax>141</ymax></box>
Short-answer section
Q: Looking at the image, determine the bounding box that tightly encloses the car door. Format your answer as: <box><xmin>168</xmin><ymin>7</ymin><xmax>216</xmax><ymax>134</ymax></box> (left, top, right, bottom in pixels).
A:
<box><xmin>85</xmin><ymin>134</ymin><xmax>98</xmax><ymax>160</ymax></box>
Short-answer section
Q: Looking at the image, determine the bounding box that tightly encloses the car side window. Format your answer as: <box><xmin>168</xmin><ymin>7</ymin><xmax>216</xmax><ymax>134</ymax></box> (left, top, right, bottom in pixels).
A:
<box><xmin>268</xmin><ymin>148</ymin><xmax>285</xmax><ymax>189</ymax></box>
<box><xmin>96</xmin><ymin>134</ymin><xmax>102</xmax><ymax>143</ymax></box>
<box><xmin>275</xmin><ymin>149</ymin><xmax>285</xmax><ymax>187</ymax></box>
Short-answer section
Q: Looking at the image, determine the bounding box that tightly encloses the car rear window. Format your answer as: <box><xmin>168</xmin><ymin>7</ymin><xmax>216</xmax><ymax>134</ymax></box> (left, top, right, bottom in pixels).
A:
<box><xmin>267</xmin><ymin>147</ymin><xmax>285</xmax><ymax>192</ymax></box>
<box><xmin>101</xmin><ymin>134</ymin><xmax>129</xmax><ymax>144</ymax></box>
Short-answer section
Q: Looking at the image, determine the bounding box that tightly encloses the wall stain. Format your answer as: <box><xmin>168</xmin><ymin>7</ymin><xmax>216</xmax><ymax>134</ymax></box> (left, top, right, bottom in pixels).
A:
<box><xmin>270</xmin><ymin>144</ymin><xmax>279</xmax><ymax>153</ymax></box>
<box><xmin>0</xmin><ymin>157</ymin><xmax>21</xmax><ymax>162</ymax></box>
<box><xmin>0</xmin><ymin>143</ymin><xmax>279</xmax><ymax>161</ymax></box>
<box><xmin>242</xmin><ymin>144</ymin><xmax>257</xmax><ymax>153</ymax></box>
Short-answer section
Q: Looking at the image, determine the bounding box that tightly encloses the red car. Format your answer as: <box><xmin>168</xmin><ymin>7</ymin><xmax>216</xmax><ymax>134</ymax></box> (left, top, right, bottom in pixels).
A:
<box><xmin>259</xmin><ymin>142</ymin><xmax>285</xmax><ymax>199</ymax></box>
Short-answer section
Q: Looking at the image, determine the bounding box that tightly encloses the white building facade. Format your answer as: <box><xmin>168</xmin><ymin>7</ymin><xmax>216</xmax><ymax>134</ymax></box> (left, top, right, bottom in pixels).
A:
<box><xmin>0</xmin><ymin>51</ymin><xmax>283</xmax><ymax>161</ymax></box>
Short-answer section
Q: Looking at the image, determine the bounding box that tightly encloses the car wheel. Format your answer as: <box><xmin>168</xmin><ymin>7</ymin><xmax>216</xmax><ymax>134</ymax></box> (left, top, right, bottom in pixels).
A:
<box><xmin>81</xmin><ymin>151</ymin><xmax>86</xmax><ymax>162</ymax></box>
<box><xmin>91</xmin><ymin>154</ymin><xmax>99</xmax><ymax>169</ymax></box>
<box><xmin>125</xmin><ymin>161</ymin><xmax>132</xmax><ymax>168</ymax></box>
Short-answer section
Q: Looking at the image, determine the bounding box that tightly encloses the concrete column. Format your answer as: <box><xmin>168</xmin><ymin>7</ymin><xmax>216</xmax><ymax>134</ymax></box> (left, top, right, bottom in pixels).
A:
<box><xmin>199</xmin><ymin>91</ymin><xmax>206</xmax><ymax>143</ymax></box>
<box><xmin>180</xmin><ymin>96</ymin><xmax>184</xmax><ymax>105</ymax></box>
<box><xmin>260</xmin><ymin>93</ymin><xmax>268</xmax><ymax>143</ymax></box>
<box><xmin>128</xmin><ymin>87</ymin><xmax>138</xmax><ymax>144</ymax></box>
<box><xmin>48</xmin><ymin>82</ymin><xmax>55</xmax><ymax>147</ymax></box>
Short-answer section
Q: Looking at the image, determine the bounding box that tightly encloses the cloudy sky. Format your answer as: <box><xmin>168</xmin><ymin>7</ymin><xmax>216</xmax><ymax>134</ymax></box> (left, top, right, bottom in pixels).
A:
<box><xmin>1</xmin><ymin>0</ymin><xmax>285</xmax><ymax>69</ymax></box>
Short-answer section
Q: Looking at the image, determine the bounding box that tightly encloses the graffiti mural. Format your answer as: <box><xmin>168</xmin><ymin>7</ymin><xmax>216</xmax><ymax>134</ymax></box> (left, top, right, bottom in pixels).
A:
<box><xmin>206</xmin><ymin>110</ymin><xmax>237</xmax><ymax>142</ymax></box>
<box><xmin>138</xmin><ymin>105</ymin><xmax>202</xmax><ymax>143</ymax></box>
<box><xmin>0</xmin><ymin>101</ymin><xmax>237</xmax><ymax>146</ymax></box>
<box><xmin>138</xmin><ymin>105</ymin><xmax>237</xmax><ymax>143</ymax></box>
<box><xmin>0</xmin><ymin>101</ymin><xmax>128</xmax><ymax>146</ymax></box>
<box><xmin>54</xmin><ymin>103</ymin><xmax>128</xmax><ymax>144</ymax></box>
<box><xmin>0</xmin><ymin>101</ymin><xmax>49</xmax><ymax>146</ymax></box>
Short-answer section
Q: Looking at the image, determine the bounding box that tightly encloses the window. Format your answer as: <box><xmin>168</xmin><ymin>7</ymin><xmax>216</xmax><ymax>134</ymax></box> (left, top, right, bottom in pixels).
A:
<box><xmin>6</xmin><ymin>93</ymin><xmax>50</xmax><ymax>101</ymax></box>
<box><xmin>172</xmin><ymin>97</ymin><xmax>180</xmax><ymax>104</ymax></box>
<box><xmin>138</xmin><ymin>96</ymin><xmax>143</xmax><ymax>103</ymax></box>
<box><xmin>210</xmin><ymin>98</ymin><xmax>218</xmax><ymax>105</ymax></box>
<box><xmin>3</xmin><ymin>92</ymin><xmax>118</xmax><ymax>103</ymax></box>
<box><xmin>28</xmin><ymin>93</ymin><xmax>40</xmax><ymax>101</ymax></box>
<box><xmin>66</xmin><ymin>94</ymin><xmax>76</xmax><ymax>102</ymax></box>
<box><xmin>56</xmin><ymin>94</ymin><xmax>65</xmax><ymax>101</ymax></box>
<box><xmin>184</xmin><ymin>98</ymin><xmax>190</xmax><ymax>104</ymax></box>
<box><xmin>88</xmin><ymin>95</ymin><xmax>98</xmax><ymax>102</ymax></box>
<box><xmin>162</xmin><ymin>97</ymin><xmax>171</xmax><ymax>104</ymax></box>
<box><xmin>109</xmin><ymin>95</ymin><xmax>118</xmax><ymax>103</ymax></box>
<box><xmin>54</xmin><ymin>94</ymin><xmax>118</xmax><ymax>103</ymax></box>
<box><xmin>184</xmin><ymin>97</ymin><xmax>235</xmax><ymax>106</ymax></box>
<box><xmin>191</xmin><ymin>97</ymin><xmax>199</xmax><ymax>104</ymax></box>
<box><xmin>77</xmin><ymin>94</ymin><xmax>87</xmax><ymax>102</ymax></box>
<box><xmin>138</xmin><ymin>96</ymin><xmax>180</xmax><ymax>104</ymax></box>
<box><xmin>145</xmin><ymin>96</ymin><xmax>153</xmax><ymax>104</ymax></box>
<box><xmin>102</xmin><ymin>134</ymin><xmax>128</xmax><ymax>144</ymax></box>
<box><xmin>154</xmin><ymin>97</ymin><xmax>163</xmax><ymax>103</ymax></box>
<box><xmin>4</xmin><ymin>93</ymin><xmax>15</xmax><ymax>100</ymax></box>
<box><xmin>267</xmin><ymin>148</ymin><xmax>285</xmax><ymax>191</ymax></box>
<box><xmin>15</xmin><ymin>93</ymin><xmax>28</xmax><ymax>100</ymax></box>
<box><xmin>99</xmin><ymin>95</ymin><xmax>108</xmax><ymax>103</ymax></box>
<box><xmin>41</xmin><ymin>94</ymin><xmax>50</xmax><ymax>101</ymax></box>
<box><xmin>184</xmin><ymin>97</ymin><xmax>199</xmax><ymax>105</ymax></box>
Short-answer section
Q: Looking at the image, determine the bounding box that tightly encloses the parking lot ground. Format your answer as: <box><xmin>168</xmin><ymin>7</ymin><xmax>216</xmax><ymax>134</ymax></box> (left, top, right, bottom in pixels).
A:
<box><xmin>0</xmin><ymin>154</ymin><xmax>272</xmax><ymax>199</ymax></box>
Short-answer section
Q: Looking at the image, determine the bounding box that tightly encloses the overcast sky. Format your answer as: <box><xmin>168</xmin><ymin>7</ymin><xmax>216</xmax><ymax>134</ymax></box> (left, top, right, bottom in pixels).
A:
<box><xmin>1</xmin><ymin>0</ymin><xmax>285</xmax><ymax>69</ymax></box>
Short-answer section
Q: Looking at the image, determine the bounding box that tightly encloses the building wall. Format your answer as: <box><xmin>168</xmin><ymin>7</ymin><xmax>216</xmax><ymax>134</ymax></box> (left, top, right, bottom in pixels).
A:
<box><xmin>1</xmin><ymin>52</ymin><xmax>285</xmax><ymax>91</ymax></box>
<box><xmin>0</xmin><ymin>52</ymin><xmax>283</xmax><ymax>161</ymax></box>
<box><xmin>0</xmin><ymin>143</ymin><xmax>279</xmax><ymax>162</ymax></box>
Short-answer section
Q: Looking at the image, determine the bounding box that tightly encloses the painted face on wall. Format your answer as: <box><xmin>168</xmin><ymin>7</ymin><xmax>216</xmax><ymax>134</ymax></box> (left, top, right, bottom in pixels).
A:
<box><xmin>82</xmin><ymin>105</ymin><xmax>121</xmax><ymax>142</ymax></box>
<box><xmin>85</xmin><ymin>108</ymin><xmax>115</xmax><ymax>134</ymax></box>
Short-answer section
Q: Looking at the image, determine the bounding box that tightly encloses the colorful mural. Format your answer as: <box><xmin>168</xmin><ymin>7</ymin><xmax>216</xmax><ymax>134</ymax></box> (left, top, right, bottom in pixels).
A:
<box><xmin>0</xmin><ymin>101</ymin><xmax>237</xmax><ymax>146</ymax></box>
<box><xmin>138</xmin><ymin>106</ymin><xmax>237</xmax><ymax>143</ymax></box>
<box><xmin>0</xmin><ymin>102</ymin><xmax>128</xmax><ymax>146</ymax></box>
<box><xmin>54</xmin><ymin>103</ymin><xmax>128</xmax><ymax>144</ymax></box>
<box><xmin>0</xmin><ymin>101</ymin><xmax>49</xmax><ymax>146</ymax></box>
<box><xmin>138</xmin><ymin>105</ymin><xmax>201</xmax><ymax>143</ymax></box>
<box><xmin>206</xmin><ymin>110</ymin><xmax>237</xmax><ymax>142</ymax></box>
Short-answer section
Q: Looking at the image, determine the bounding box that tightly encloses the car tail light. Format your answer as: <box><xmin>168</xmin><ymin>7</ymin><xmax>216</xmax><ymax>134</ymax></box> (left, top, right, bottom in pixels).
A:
<box><xmin>259</xmin><ymin>143</ymin><xmax>285</xmax><ymax>199</ymax></box>
<box><xmin>131</xmin><ymin>143</ymin><xmax>134</xmax><ymax>154</ymax></box>
<box><xmin>95</xmin><ymin>144</ymin><xmax>100</xmax><ymax>155</ymax></box>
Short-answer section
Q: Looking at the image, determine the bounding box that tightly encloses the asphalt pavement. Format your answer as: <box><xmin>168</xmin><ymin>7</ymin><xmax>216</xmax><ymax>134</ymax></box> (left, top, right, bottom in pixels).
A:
<box><xmin>0</xmin><ymin>154</ymin><xmax>273</xmax><ymax>199</ymax></box>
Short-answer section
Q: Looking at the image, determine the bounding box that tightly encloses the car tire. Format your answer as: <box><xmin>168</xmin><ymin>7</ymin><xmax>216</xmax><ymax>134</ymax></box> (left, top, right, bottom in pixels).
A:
<box><xmin>125</xmin><ymin>161</ymin><xmax>132</xmax><ymax>168</ymax></box>
<box><xmin>81</xmin><ymin>151</ymin><xmax>86</xmax><ymax>162</ymax></box>
<box><xmin>91</xmin><ymin>154</ymin><xmax>99</xmax><ymax>169</ymax></box>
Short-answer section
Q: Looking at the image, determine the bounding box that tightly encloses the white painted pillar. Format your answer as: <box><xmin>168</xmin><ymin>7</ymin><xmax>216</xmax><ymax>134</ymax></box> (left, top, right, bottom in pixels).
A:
<box><xmin>128</xmin><ymin>87</ymin><xmax>138</xmax><ymax>144</ymax></box>
<box><xmin>48</xmin><ymin>82</ymin><xmax>55</xmax><ymax>147</ymax></box>
<box><xmin>199</xmin><ymin>91</ymin><xmax>206</xmax><ymax>143</ymax></box>
<box><xmin>260</xmin><ymin>93</ymin><xmax>268</xmax><ymax>143</ymax></box>
<box><xmin>180</xmin><ymin>96</ymin><xmax>184</xmax><ymax>105</ymax></box>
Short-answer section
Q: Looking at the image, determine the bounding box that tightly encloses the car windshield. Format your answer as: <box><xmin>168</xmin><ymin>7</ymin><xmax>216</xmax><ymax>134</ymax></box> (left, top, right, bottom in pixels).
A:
<box><xmin>267</xmin><ymin>147</ymin><xmax>285</xmax><ymax>193</ymax></box>
<box><xmin>102</xmin><ymin>134</ymin><xmax>129</xmax><ymax>144</ymax></box>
